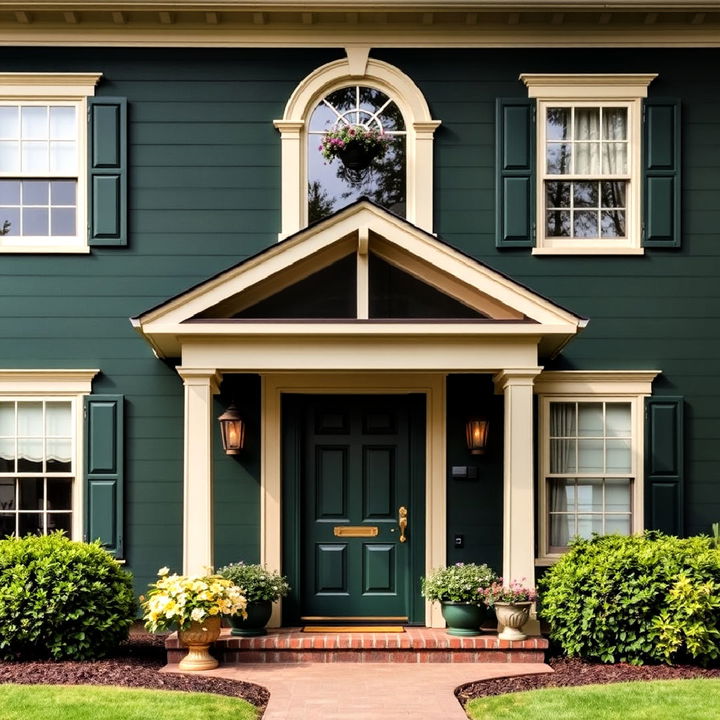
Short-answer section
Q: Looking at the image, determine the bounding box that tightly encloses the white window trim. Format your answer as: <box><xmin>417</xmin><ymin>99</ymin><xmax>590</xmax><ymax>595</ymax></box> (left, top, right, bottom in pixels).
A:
<box><xmin>534</xmin><ymin>370</ymin><xmax>659</xmax><ymax>565</ymax></box>
<box><xmin>0</xmin><ymin>72</ymin><xmax>102</xmax><ymax>254</ymax></box>
<box><xmin>274</xmin><ymin>50</ymin><xmax>440</xmax><ymax>239</ymax></box>
<box><xmin>521</xmin><ymin>73</ymin><xmax>656</xmax><ymax>256</ymax></box>
<box><xmin>0</xmin><ymin>369</ymin><xmax>99</xmax><ymax>541</ymax></box>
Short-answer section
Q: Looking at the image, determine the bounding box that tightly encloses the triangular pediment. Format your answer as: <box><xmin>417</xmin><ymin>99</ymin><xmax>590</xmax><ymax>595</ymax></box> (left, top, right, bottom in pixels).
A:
<box><xmin>131</xmin><ymin>200</ymin><xmax>585</xmax><ymax>358</ymax></box>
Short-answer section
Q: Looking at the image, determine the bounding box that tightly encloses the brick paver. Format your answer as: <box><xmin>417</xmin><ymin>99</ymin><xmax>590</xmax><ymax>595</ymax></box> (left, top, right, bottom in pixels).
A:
<box><xmin>162</xmin><ymin>661</ymin><xmax>552</xmax><ymax>719</ymax></box>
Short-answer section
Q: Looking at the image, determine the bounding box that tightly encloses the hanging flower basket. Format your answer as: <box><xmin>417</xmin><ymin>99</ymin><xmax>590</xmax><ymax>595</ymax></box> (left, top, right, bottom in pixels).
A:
<box><xmin>320</xmin><ymin>125</ymin><xmax>393</xmax><ymax>172</ymax></box>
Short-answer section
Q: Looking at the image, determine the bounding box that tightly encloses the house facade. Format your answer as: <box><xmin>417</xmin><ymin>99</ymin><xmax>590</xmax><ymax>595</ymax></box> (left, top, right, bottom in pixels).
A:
<box><xmin>0</xmin><ymin>1</ymin><xmax>712</xmax><ymax>628</ymax></box>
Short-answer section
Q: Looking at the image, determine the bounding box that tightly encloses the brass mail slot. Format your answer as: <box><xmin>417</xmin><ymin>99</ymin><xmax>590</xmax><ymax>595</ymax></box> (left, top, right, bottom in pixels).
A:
<box><xmin>333</xmin><ymin>526</ymin><xmax>379</xmax><ymax>537</ymax></box>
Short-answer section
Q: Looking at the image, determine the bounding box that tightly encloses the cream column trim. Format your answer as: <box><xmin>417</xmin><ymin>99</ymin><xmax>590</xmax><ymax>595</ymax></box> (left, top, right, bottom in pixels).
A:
<box><xmin>177</xmin><ymin>367</ymin><xmax>220</xmax><ymax>576</ymax></box>
<box><xmin>261</xmin><ymin>373</ymin><xmax>446</xmax><ymax>628</ymax></box>
<box><xmin>493</xmin><ymin>368</ymin><xmax>542</xmax><ymax>586</ymax></box>
<box><xmin>272</xmin><ymin>120</ymin><xmax>304</xmax><ymax>243</ymax></box>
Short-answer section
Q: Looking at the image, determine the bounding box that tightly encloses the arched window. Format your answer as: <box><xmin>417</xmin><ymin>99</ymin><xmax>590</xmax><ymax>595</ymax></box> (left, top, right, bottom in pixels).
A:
<box><xmin>275</xmin><ymin>54</ymin><xmax>440</xmax><ymax>239</ymax></box>
<box><xmin>308</xmin><ymin>86</ymin><xmax>406</xmax><ymax>223</ymax></box>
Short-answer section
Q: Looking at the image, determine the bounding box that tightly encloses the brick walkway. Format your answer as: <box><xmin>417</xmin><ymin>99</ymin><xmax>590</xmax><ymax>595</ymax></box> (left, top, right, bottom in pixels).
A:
<box><xmin>162</xmin><ymin>661</ymin><xmax>553</xmax><ymax>719</ymax></box>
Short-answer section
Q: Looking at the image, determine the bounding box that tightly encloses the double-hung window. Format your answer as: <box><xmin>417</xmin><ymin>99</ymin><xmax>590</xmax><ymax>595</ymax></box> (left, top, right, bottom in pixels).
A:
<box><xmin>0</xmin><ymin>73</ymin><xmax>101</xmax><ymax>253</ymax></box>
<box><xmin>535</xmin><ymin>371</ymin><xmax>658</xmax><ymax>563</ymax></box>
<box><xmin>0</xmin><ymin>399</ymin><xmax>75</xmax><ymax>537</ymax></box>
<box><xmin>521</xmin><ymin>74</ymin><xmax>657</xmax><ymax>255</ymax></box>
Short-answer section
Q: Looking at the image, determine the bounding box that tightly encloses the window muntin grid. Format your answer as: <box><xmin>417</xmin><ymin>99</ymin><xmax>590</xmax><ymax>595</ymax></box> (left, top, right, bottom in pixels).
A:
<box><xmin>547</xmin><ymin>401</ymin><xmax>633</xmax><ymax>552</ymax></box>
<box><xmin>543</xmin><ymin>104</ymin><xmax>630</xmax><ymax>241</ymax></box>
<box><xmin>0</xmin><ymin>103</ymin><xmax>79</xmax><ymax>241</ymax></box>
<box><xmin>0</xmin><ymin>400</ymin><xmax>73</xmax><ymax>537</ymax></box>
<box><xmin>307</xmin><ymin>86</ymin><xmax>407</xmax><ymax>223</ymax></box>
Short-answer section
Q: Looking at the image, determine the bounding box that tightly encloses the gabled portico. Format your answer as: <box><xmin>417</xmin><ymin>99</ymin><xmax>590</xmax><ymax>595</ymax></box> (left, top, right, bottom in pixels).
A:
<box><xmin>132</xmin><ymin>200</ymin><xmax>585</xmax><ymax>627</ymax></box>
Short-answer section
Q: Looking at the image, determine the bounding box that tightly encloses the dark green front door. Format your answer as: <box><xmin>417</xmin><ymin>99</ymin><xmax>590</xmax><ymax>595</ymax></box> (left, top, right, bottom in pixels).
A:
<box><xmin>282</xmin><ymin>394</ymin><xmax>425</xmax><ymax>623</ymax></box>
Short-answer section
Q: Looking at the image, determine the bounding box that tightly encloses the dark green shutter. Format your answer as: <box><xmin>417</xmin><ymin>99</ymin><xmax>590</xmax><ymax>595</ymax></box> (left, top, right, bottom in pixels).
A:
<box><xmin>644</xmin><ymin>396</ymin><xmax>684</xmax><ymax>535</ymax></box>
<box><xmin>643</xmin><ymin>98</ymin><xmax>681</xmax><ymax>248</ymax></box>
<box><xmin>496</xmin><ymin>98</ymin><xmax>535</xmax><ymax>247</ymax></box>
<box><xmin>88</xmin><ymin>97</ymin><xmax>127</xmax><ymax>246</ymax></box>
<box><xmin>84</xmin><ymin>395</ymin><xmax>124</xmax><ymax>557</ymax></box>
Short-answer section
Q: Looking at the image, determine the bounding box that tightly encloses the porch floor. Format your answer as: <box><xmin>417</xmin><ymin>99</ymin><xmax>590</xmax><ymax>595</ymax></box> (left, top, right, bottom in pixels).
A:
<box><xmin>166</xmin><ymin>626</ymin><xmax>548</xmax><ymax>665</ymax></box>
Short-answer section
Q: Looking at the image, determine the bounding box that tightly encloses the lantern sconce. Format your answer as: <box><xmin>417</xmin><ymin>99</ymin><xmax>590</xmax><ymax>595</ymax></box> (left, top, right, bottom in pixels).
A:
<box><xmin>218</xmin><ymin>403</ymin><xmax>245</xmax><ymax>455</ymax></box>
<box><xmin>465</xmin><ymin>418</ymin><xmax>489</xmax><ymax>455</ymax></box>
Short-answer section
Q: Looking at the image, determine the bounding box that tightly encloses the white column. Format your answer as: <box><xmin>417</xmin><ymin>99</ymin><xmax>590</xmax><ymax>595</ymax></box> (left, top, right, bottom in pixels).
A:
<box><xmin>493</xmin><ymin>368</ymin><xmax>542</xmax><ymax>587</ymax></box>
<box><xmin>177</xmin><ymin>367</ymin><xmax>220</xmax><ymax>576</ymax></box>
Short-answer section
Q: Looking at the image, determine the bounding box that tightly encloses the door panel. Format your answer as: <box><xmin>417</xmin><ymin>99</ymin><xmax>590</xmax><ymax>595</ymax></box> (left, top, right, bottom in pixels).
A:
<box><xmin>295</xmin><ymin>395</ymin><xmax>422</xmax><ymax>620</ymax></box>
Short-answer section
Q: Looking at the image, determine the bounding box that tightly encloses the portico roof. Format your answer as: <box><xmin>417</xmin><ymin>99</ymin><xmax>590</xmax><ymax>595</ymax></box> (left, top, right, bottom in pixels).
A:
<box><xmin>131</xmin><ymin>199</ymin><xmax>586</xmax><ymax>367</ymax></box>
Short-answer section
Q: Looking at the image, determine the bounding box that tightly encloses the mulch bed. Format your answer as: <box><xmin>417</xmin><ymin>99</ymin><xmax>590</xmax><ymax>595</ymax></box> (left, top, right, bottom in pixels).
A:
<box><xmin>0</xmin><ymin>628</ymin><xmax>269</xmax><ymax>711</ymax></box>
<box><xmin>457</xmin><ymin>656</ymin><xmax>720</xmax><ymax>706</ymax></box>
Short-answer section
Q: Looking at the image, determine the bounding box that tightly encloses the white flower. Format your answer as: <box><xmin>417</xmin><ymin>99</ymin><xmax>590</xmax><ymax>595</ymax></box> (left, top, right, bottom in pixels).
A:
<box><xmin>190</xmin><ymin>608</ymin><xmax>206</xmax><ymax>622</ymax></box>
<box><xmin>158</xmin><ymin>566</ymin><xmax>170</xmax><ymax>576</ymax></box>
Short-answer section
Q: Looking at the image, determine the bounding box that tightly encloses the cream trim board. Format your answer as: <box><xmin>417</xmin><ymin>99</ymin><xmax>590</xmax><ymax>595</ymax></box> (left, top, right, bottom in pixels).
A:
<box><xmin>0</xmin><ymin>369</ymin><xmax>99</xmax><ymax>394</ymax></box>
<box><xmin>0</xmin><ymin>72</ymin><xmax>102</xmax><ymax>97</ymax></box>
<box><xmin>522</xmin><ymin>74</ymin><xmax>657</xmax><ymax>99</ymax></box>
<box><xmin>534</xmin><ymin>370</ymin><xmax>660</xmax><ymax>396</ymax></box>
<box><xmin>261</xmin><ymin>373</ymin><xmax>446</xmax><ymax>628</ymax></box>
<box><xmin>274</xmin><ymin>57</ymin><xmax>440</xmax><ymax>237</ymax></box>
<box><xmin>536</xmin><ymin>393</ymin><xmax>646</xmax><ymax>564</ymax></box>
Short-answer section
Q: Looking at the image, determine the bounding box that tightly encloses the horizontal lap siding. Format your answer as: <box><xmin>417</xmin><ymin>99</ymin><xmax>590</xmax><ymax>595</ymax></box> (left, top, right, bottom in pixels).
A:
<box><xmin>379</xmin><ymin>48</ymin><xmax>720</xmax><ymax>538</ymax></box>
<box><xmin>0</xmin><ymin>47</ymin><xmax>335</xmax><ymax>593</ymax></box>
<box><xmin>0</xmin><ymin>46</ymin><xmax>716</xmax><ymax>591</ymax></box>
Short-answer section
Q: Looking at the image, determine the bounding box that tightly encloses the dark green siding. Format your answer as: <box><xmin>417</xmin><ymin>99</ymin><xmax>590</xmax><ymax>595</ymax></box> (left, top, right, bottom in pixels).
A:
<box><xmin>0</xmin><ymin>47</ymin><xmax>717</xmax><ymax>596</ymax></box>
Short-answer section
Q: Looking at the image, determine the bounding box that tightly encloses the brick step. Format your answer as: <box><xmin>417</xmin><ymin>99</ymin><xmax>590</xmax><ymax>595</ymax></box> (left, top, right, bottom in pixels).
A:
<box><xmin>166</xmin><ymin>627</ymin><xmax>548</xmax><ymax>664</ymax></box>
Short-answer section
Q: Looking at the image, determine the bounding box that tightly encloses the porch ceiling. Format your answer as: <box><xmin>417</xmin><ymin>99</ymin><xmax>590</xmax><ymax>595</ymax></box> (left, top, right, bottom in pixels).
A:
<box><xmin>131</xmin><ymin>200</ymin><xmax>586</xmax><ymax>365</ymax></box>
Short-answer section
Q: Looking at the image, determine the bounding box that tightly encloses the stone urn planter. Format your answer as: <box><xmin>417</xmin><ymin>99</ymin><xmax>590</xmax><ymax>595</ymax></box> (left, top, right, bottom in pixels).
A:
<box><xmin>178</xmin><ymin>615</ymin><xmax>222</xmax><ymax>671</ymax></box>
<box><xmin>440</xmin><ymin>601</ymin><xmax>486</xmax><ymax>637</ymax></box>
<box><xmin>229</xmin><ymin>599</ymin><xmax>273</xmax><ymax>637</ymax></box>
<box><xmin>495</xmin><ymin>601</ymin><xmax>532</xmax><ymax>641</ymax></box>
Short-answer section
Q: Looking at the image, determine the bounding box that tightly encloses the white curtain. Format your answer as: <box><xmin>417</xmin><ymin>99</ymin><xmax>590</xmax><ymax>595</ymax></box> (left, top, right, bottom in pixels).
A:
<box><xmin>549</xmin><ymin>403</ymin><xmax>577</xmax><ymax>547</ymax></box>
<box><xmin>0</xmin><ymin>401</ymin><xmax>72</xmax><ymax>464</ymax></box>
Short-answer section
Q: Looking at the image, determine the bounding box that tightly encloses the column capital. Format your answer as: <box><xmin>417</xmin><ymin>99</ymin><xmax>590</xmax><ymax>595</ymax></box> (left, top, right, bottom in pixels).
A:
<box><xmin>176</xmin><ymin>367</ymin><xmax>221</xmax><ymax>394</ymax></box>
<box><xmin>493</xmin><ymin>367</ymin><xmax>543</xmax><ymax>394</ymax></box>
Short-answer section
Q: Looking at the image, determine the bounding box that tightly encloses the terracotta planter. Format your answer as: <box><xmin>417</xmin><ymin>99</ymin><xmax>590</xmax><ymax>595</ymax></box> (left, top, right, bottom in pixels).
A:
<box><xmin>440</xmin><ymin>601</ymin><xmax>486</xmax><ymax>637</ymax></box>
<box><xmin>229</xmin><ymin>599</ymin><xmax>273</xmax><ymax>637</ymax></box>
<box><xmin>495</xmin><ymin>601</ymin><xmax>532</xmax><ymax>641</ymax></box>
<box><xmin>177</xmin><ymin>615</ymin><xmax>222</xmax><ymax>671</ymax></box>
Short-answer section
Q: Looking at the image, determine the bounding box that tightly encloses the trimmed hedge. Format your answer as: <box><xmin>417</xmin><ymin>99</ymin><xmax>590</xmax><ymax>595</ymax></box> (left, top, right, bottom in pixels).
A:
<box><xmin>540</xmin><ymin>532</ymin><xmax>720</xmax><ymax>665</ymax></box>
<box><xmin>0</xmin><ymin>533</ymin><xmax>136</xmax><ymax>660</ymax></box>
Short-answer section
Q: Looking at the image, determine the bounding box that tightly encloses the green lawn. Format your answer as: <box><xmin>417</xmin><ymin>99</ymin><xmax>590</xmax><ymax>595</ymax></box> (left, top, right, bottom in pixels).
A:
<box><xmin>0</xmin><ymin>684</ymin><xmax>259</xmax><ymax>720</ymax></box>
<box><xmin>466</xmin><ymin>679</ymin><xmax>720</xmax><ymax>720</ymax></box>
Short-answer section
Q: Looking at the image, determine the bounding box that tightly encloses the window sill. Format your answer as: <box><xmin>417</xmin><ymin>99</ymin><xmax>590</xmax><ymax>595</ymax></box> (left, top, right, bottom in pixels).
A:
<box><xmin>532</xmin><ymin>246</ymin><xmax>644</xmax><ymax>256</ymax></box>
<box><xmin>535</xmin><ymin>556</ymin><xmax>561</xmax><ymax>567</ymax></box>
<box><xmin>0</xmin><ymin>245</ymin><xmax>90</xmax><ymax>254</ymax></box>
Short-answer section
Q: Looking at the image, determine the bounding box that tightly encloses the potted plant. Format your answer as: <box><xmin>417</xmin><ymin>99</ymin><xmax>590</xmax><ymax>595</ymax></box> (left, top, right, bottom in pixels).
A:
<box><xmin>479</xmin><ymin>579</ymin><xmax>537</xmax><ymax>642</ymax></box>
<box><xmin>141</xmin><ymin>567</ymin><xmax>247</xmax><ymax>671</ymax></box>
<box><xmin>421</xmin><ymin>562</ymin><xmax>497</xmax><ymax>636</ymax></box>
<box><xmin>219</xmin><ymin>562</ymin><xmax>290</xmax><ymax>636</ymax></box>
<box><xmin>319</xmin><ymin>124</ymin><xmax>393</xmax><ymax>171</ymax></box>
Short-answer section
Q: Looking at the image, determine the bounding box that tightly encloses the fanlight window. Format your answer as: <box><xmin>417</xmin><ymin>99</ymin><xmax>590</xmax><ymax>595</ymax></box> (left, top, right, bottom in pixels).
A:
<box><xmin>307</xmin><ymin>86</ymin><xmax>406</xmax><ymax>223</ymax></box>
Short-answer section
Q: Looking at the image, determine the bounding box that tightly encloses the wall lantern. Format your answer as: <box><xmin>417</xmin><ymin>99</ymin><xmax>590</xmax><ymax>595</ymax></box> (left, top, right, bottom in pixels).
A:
<box><xmin>465</xmin><ymin>419</ymin><xmax>489</xmax><ymax>455</ymax></box>
<box><xmin>218</xmin><ymin>404</ymin><xmax>245</xmax><ymax>455</ymax></box>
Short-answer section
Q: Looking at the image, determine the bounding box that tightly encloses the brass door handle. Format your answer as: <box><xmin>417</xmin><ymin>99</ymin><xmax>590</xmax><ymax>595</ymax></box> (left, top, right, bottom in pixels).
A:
<box><xmin>398</xmin><ymin>506</ymin><xmax>408</xmax><ymax>543</ymax></box>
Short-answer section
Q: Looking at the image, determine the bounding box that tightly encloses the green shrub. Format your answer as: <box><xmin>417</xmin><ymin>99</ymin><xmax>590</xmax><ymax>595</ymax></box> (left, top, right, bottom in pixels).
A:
<box><xmin>218</xmin><ymin>562</ymin><xmax>290</xmax><ymax>602</ymax></box>
<box><xmin>421</xmin><ymin>563</ymin><xmax>497</xmax><ymax>603</ymax></box>
<box><xmin>0</xmin><ymin>532</ymin><xmax>136</xmax><ymax>660</ymax></box>
<box><xmin>540</xmin><ymin>532</ymin><xmax>720</xmax><ymax>665</ymax></box>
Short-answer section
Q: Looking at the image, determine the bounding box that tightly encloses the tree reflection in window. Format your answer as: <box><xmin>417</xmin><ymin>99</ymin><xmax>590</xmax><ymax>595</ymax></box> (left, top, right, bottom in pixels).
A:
<box><xmin>308</xmin><ymin>86</ymin><xmax>406</xmax><ymax>224</ymax></box>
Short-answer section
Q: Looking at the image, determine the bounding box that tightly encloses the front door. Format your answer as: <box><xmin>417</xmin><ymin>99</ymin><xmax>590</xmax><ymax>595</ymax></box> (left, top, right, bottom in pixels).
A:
<box><xmin>282</xmin><ymin>394</ymin><xmax>425</xmax><ymax>624</ymax></box>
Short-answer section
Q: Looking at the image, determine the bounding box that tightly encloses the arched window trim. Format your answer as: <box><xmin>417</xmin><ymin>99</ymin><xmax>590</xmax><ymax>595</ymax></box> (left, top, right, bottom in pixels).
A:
<box><xmin>274</xmin><ymin>56</ymin><xmax>441</xmax><ymax>239</ymax></box>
